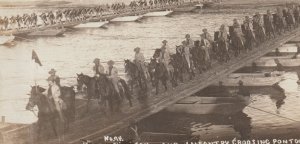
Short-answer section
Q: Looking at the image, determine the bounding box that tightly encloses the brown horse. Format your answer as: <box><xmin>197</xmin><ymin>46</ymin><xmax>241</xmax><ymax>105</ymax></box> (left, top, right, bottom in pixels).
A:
<box><xmin>148</xmin><ymin>58</ymin><xmax>168</xmax><ymax>94</ymax></box>
<box><xmin>26</xmin><ymin>85</ymin><xmax>75</xmax><ymax>140</ymax></box>
<box><xmin>124</xmin><ymin>59</ymin><xmax>148</xmax><ymax>93</ymax></box>
<box><xmin>77</xmin><ymin>73</ymin><xmax>132</xmax><ymax>113</ymax></box>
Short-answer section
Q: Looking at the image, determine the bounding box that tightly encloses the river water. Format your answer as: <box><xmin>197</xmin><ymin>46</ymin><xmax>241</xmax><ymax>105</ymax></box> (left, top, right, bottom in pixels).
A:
<box><xmin>0</xmin><ymin>6</ymin><xmax>283</xmax><ymax>125</ymax></box>
<box><xmin>115</xmin><ymin>71</ymin><xmax>300</xmax><ymax>142</ymax></box>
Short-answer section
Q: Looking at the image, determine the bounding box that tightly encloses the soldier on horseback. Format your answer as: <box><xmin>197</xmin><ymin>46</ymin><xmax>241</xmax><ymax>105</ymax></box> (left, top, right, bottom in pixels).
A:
<box><xmin>218</xmin><ymin>24</ymin><xmax>230</xmax><ymax>62</ymax></box>
<box><xmin>243</xmin><ymin>16</ymin><xmax>256</xmax><ymax>50</ymax></box>
<box><xmin>133</xmin><ymin>47</ymin><xmax>149</xmax><ymax>79</ymax></box>
<box><xmin>47</xmin><ymin>69</ymin><xmax>65</xmax><ymax>120</ymax></box>
<box><xmin>264</xmin><ymin>10</ymin><xmax>276</xmax><ymax>39</ymax></box>
<box><xmin>200</xmin><ymin>38</ymin><xmax>211</xmax><ymax>70</ymax></box>
<box><xmin>184</xmin><ymin>34</ymin><xmax>194</xmax><ymax>71</ymax></box>
<box><xmin>253</xmin><ymin>12</ymin><xmax>266</xmax><ymax>44</ymax></box>
<box><xmin>93</xmin><ymin>58</ymin><xmax>105</xmax><ymax>76</ymax></box>
<box><xmin>158</xmin><ymin>40</ymin><xmax>173</xmax><ymax>75</ymax></box>
<box><xmin>200</xmin><ymin>28</ymin><xmax>213</xmax><ymax>43</ymax></box>
<box><xmin>286</xmin><ymin>8</ymin><xmax>296</xmax><ymax>30</ymax></box>
<box><xmin>48</xmin><ymin>68</ymin><xmax>60</xmax><ymax>87</ymax></box>
<box><xmin>232</xmin><ymin>18</ymin><xmax>245</xmax><ymax>56</ymax></box>
<box><xmin>274</xmin><ymin>7</ymin><xmax>286</xmax><ymax>35</ymax></box>
<box><xmin>200</xmin><ymin>29</ymin><xmax>212</xmax><ymax>55</ymax></box>
<box><xmin>294</xmin><ymin>6</ymin><xmax>300</xmax><ymax>25</ymax></box>
<box><xmin>106</xmin><ymin>60</ymin><xmax>121</xmax><ymax>97</ymax></box>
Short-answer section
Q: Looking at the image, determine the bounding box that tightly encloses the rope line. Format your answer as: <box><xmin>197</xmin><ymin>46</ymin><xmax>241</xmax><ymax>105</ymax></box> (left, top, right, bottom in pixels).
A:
<box><xmin>247</xmin><ymin>105</ymin><xmax>299</xmax><ymax>122</ymax></box>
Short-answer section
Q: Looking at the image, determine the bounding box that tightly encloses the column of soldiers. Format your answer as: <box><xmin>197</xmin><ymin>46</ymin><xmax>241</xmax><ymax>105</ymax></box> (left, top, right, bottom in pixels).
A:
<box><xmin>45</xmin><ymin>5</ymin><xmax>300</xmax><ymax>101</ymax></box>
<box><xmin>0</xmin><ymin>0</ymin><xmax>184</xmax><ymax>31</ymax></box>
<box><xmin>150</xmin><ymin>5</ymin><xmax>300</xmax><ymax>82</ymax></box>
<box><xmin>209</xmin><ymin>5</ymin><xmax>300</xmax><ymax>64</ymax></box>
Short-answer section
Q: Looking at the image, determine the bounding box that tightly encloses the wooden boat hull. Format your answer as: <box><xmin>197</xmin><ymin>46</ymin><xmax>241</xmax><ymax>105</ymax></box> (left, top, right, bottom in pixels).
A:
<box><xmin>173</xmin><ymin>6</ymin><xmax>196</xmax><ymax>12</ymax></box>
<box><xmin>0</xmin><ymin>35</ymin><xmax>15</xmax><ymax>44</ymax></box>
<box><xmin>195</xmin><ymin>4</ymin><xmax>204</xmax><ymax>9</ymax></box>
<box><xmin>110</xmin><ymin>15</ymin><xmax>143</xmax><ymax>22</ymax></box>
<box><xmin>271</xmin><ymin>44</ymin><xmax>298</xmax><ymax>53</ymax></box>
<box><xmin>143</xmin><ymin>11</ymin><xmax>173</xmax><ymax>17</ymax></box>
<box><xmin>74</xmin><ymin>21</ymin><xmax>108</xmax><ymax>28</ymax></box>
<box><xmin>166</xmin><ymin>97</ymin><xmax>248</xmax><ymax>115</ymax></box>
<box><xmin>28</xmin><ymin>29</ymin><xmax>65</xmax><ymax>36</ymax></box>
<box><xmin>249</xmin><ymin>58</ymin><xmax>300</xmax><ymax>67</ymax></box>
<box><xmin>201</xmin><ymin>1</ymin><xmax>215</xmax><ymax>8</ymax></box>
<box><xmin>216</xmin><ymin>71</ymin><xmax>285</xmax><ymax>86</ymax></box>
<box><xmin>219</xmin><ymin>76</ymin><xmax>282</xmax><ymax>86</ymax></box>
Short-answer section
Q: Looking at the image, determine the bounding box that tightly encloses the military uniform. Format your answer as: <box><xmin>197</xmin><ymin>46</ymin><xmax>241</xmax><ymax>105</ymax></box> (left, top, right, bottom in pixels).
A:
<box><xmin>134</xmin><ymin>52</ymin><xmax>149</xmax><ymax>78</ymax></box>
<box><xmin>93</xmin><ymin>64</ymin><xmax>105</xmax><ymax>75</ymax></box>
<box><xmin>158</xmin><ymin>43</ymin><xmax>172</xmax><ymax>72</ymax></box>
<box><xmin>106</xmin><ymin>61</ymin><xmax>120</xmax><ymax>94</ymax></box>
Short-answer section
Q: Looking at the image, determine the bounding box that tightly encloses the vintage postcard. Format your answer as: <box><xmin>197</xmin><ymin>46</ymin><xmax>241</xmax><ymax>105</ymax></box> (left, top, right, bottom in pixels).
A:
<box><xmin>0</xmin><ymin>0</ymin><xmax>300</xmax><ymax>144</ymax></box>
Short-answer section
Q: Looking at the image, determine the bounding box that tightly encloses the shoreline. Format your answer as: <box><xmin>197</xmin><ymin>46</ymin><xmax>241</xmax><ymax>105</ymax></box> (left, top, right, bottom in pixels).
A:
<box><xmin>0</xmin><ymin>0</ymin><xmax>298</xmax><ymax>9</ymax></box>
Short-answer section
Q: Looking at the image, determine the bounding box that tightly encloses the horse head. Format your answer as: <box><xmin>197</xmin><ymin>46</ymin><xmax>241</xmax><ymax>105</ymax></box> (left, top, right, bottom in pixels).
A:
<box><xmin>26</xmin><ymin>85</ymin><xmax>46</xmax><ymax>111</ymax></box>
<box><xmin>124</xmin><ymin>59</ymin><xmax>131</xmax><ymax>73</ymax></box>
<box><xmin>76</xmin><ymin>73</ymin><xmax>88</xmax><ymax>91</ymax></box>
<box><xmin>153</xmin><ymin>49</ymin><xmax>161</xmax><ymax>58</ymax></box>
<box><xmin>148</xmin><ymin>58</ymin><xmax>158</xmax><ymax>73</ymax></box>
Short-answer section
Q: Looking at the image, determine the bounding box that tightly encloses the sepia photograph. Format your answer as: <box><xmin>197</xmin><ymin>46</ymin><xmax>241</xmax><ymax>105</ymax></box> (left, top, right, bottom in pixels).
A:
<box><xmin>0</xmin><ymin>0</ymin><xmax>300</xmax><ymax>143</ymax></box>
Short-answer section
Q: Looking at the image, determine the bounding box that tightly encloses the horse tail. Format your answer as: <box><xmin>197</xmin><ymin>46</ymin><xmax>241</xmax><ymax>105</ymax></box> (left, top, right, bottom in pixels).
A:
<box><xmin>119</xmin><ymin>79</ymin><xmax>131</xmax><ymax>99</ymax></box>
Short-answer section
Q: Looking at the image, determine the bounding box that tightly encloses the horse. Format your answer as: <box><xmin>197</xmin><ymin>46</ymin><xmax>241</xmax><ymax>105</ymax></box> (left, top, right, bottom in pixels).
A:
<box><xmin>152</xmin><ymin>48</ymin><xmax>178</xmax><ymax>86</ymax></box>
<box><xmin>242</xmin><ymin>24</ymin><xmax>257</xmax><ymax>51</ymax></box>
<box><xmin>229</xmin><ymin>26</ymin><xmax>245</xmax><ymax>57</ymax></box>
<box><xmin>148</xmin><ymin>58</ymin><xmax>168</xmax><ymax>94</ymax></box>
<box><xmin>77</xmin><ymin>73</ymin><xmax>132</xmax><ymax>113</ymax></box>
<box><xmin>190</xmin><ymin>40</ymin><xmax>206</xmax><ymax>73</ymax></box>
<box><xmin>97</xmin><ymin>74</ymin><xmax>132</xmax><ymax>112</ymax></box>
<box><xmin>77</xmin><ymin>73</ymin><xmax>100</xmax><ymax>113</ymax></box>
<box><xmin>273</xmin><ymin>13</ymin><xmax>286</xmax><ymax>35</ymax></box>
<box><xmin>124</xmin><ymin>59</ymin><xmax>147</xmax><ymax>93</ymax></box>
<box><xmin>214</xmin><ymin>31</ymin><xmax>230</xmax><ymax>63</ymax></box>
<box><xmin>170</xmin><ymin>54</ymin><xmax>183</xmax><ymax>83</ymax></box>
<box><xmin>263</xmin><ymin>14</ymin><xmax>276</xmax><ymax>39</ymax></box>
<box><xmin>175</xmin><ymin>46</ymin><xmax>195</xmax><ymax>80</ymax></box>
<box><xmin>26</xmin><ymin>85</ymin><xmax>75</xmax><ymax>140</ymax></box>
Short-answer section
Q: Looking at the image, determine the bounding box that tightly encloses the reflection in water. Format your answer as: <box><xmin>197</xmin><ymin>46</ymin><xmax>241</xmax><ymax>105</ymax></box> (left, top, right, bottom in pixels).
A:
<box><xmin>116</xmin><ymin>110</ymin><xmax>252</xmax><ymax>143</ymax></box>
<box><xmin>116</xmin><ymin>81</ymin><xmax>300</xmax><ymax>142</ymax></box>
<box><xmin>230</xmin><ymin>112</ymin><xmax>252</xmax><ymax>140</ymax></box>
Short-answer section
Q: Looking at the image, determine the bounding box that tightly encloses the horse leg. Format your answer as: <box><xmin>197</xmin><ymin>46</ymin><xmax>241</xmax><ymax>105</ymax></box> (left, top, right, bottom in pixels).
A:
<box><xmin>36</xmin><ymin>119</ymin><xmax>43</xmax><ymax>141</ymax></box>
<box><xmin>86</xmin><ymin>97</ymin><xmax>90</xmax><ymax>113</ymax></box>
<box><xmin>141</xmin><ymin>74</ymin><xmax>148</xmax><ymax>92</ymax></box>
<box><xmin>108</xmin><ymin>96</ymin><xmax>114</xmax><ymax>113</ymax></box>
<box><xmin>155</xmin><ymin>80</ymin><xmax>159</xmax><ymax>95</ymax></box>
<box><xmin>50</xmin><ymin>118</ymin><xmax>58</xmax><ymax>137</ymax></box>
<box><xmin>120</xmin><ymin>79</ymin><xmax>133</xmax><ymax>107</ymax></box>
<box><xmin>130</xmin><ymin>80</ymin><xmax>134</xmax><ymax>93</ymax></box>
<box><xmin>162</xmin><ymin>78</ymin><xmax>168</xmax><ymax>91</ymax></box>
<box><xmin>179</xmin><ymin>70</ymin><xmax>184</xmax><ymax>82</ymax></box>
<box><xmin>171</xmin><ymin>71</ymin><xmax>178</xmax><ymax>87</ymax></box>
<box><xmin>138</xmin><ymin>77</ymin><xmax>144</xmax><ymax>92</ymax></box>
